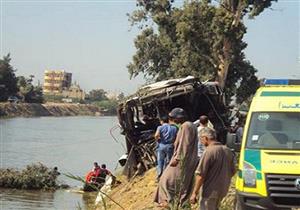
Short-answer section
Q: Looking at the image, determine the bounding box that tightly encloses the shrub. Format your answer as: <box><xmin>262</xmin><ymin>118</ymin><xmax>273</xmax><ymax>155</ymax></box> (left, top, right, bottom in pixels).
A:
<box><xmin>0</xmin><ymin>163</ymin><xmax>59</xmax><ymax>190</ymax></box>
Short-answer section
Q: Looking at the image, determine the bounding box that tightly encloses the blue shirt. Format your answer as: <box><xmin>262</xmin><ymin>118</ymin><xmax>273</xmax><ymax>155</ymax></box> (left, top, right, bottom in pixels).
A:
<box><xmin>156</xmin><ymin>123</ymin><xmax>178</xmax><ymax>145</ymax></box>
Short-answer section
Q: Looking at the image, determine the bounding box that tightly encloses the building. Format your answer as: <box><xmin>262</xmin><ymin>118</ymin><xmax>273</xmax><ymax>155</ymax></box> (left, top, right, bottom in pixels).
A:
<box><xmin>43</xmin><ymin>70</ymin><xmax>85</xmax><ymax>102</ymax></box>
<box><xmin>62</xmin><ymin>84</ymin><xmax>85</xmax><ymax>101</ymax></box>
<box><xmin>43</xmin><ymin>70</ymin><xmax>72</xmax><ymax>94</ymax></box>
<box><xmin>106</xmin><ymin>91</ymin><xmax>118</xmax><ymax>100</ymax></box>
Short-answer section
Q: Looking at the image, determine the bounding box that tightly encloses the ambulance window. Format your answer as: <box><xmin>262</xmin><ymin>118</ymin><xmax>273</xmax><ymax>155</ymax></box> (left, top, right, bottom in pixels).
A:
<box><xmin>246</xmin><ymin>112</ymin><xmax>300</xmax><ymax>149</ymax></box>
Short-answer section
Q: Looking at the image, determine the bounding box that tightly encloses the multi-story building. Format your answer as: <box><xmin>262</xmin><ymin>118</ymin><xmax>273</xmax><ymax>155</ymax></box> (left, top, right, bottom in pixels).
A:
<box><xmin>43</xmin><ymin>70</ymin><xmax>72</xmax><ymax>94</ymax></box>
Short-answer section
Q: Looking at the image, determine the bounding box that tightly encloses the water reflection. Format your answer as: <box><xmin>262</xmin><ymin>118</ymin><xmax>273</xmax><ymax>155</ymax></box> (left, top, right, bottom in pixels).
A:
<box><xmin>0</xmin><ymin>189</ymin><xmax>54</xmax><ymax>209</ymax></box>
<box><xmin>82</xmin><ymin>192</ymin><xmax>98</xmax><ymax>210</ymax></box>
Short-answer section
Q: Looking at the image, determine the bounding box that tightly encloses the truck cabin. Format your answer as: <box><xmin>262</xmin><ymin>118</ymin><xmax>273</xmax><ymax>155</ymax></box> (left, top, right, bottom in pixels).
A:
<box><xmin>117</xmin><ymin>76</ymin><xmax>229</xmax><ymax>178</ymax></box>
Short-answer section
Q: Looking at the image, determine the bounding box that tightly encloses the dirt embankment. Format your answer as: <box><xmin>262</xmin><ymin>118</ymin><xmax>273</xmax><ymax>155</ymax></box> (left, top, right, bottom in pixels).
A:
<box><xmin>0</xmin><ymin>102</ymin><xmax>102</xmax><ymax>118</ymax></box>
<box><xmin>97</xmin><ymin>168</ymin><xmax>235</xmax><ymax>210</ymax></box>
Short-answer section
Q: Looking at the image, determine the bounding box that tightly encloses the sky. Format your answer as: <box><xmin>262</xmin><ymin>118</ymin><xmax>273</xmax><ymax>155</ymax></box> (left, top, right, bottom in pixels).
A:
<box><xmin>1</xmin><ymin>0</ymin><xmax>299</xmax><ymax>94</ymax></box>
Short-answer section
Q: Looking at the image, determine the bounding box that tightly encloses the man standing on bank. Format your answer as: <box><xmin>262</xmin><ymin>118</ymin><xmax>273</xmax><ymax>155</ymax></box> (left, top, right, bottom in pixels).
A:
<box><xmin>154</xmin><ymin>108</ymin><xmax>199</xmax><ymax>207</ymax></box>
<box><xmin>190</xmin><ymin>127</ymin><xmax>235</xmax><ymax>210</ymax></box>
<box><xmin>197</xmin><ymin>115</ymin><xmax>211</xmax><ymax>159</ymax></box>
<box><xmin>155</xmin><ymin>115</ymin><xmax>178</xmax><ymax>181</ymax></box>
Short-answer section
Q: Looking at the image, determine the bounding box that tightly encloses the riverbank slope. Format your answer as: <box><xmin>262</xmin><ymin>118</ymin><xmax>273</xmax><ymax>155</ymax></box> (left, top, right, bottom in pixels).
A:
<box><xmin>0</xmin><ymin>102</ymin><xmax>102</xmax><ymax>118</ymax></box>
<box><xmin>101</xmin><ymin>168</ymin><xmax>235</xmax><ymax>210</ymax></box>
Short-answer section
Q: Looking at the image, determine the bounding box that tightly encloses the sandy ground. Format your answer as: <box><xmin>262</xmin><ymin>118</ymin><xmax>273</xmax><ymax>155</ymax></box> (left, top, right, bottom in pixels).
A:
<box><xmin>84</xmin><ymin>168</ymin><xmax>235</xmax><ymax>210</ymax></box>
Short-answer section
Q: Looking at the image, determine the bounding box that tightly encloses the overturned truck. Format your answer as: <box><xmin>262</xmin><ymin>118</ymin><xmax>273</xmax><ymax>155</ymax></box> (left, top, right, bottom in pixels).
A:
<box><xmin>117</xmin><ymin>76</ymin><xmax>229</xmax><ymax>178</ymax></box>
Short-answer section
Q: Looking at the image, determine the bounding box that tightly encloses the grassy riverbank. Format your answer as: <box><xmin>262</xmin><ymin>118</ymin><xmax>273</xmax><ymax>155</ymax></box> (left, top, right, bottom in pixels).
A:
<box><xmin>0</xmin><ymin>102</ymin><xmax>102</xmax><ymax>118</ymax></box>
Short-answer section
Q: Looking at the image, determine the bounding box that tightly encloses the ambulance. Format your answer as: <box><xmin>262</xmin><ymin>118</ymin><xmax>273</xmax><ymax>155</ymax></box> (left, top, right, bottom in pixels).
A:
<box><xmin>232</xmin><ymin>79</ymin><xmax>300</xmax><ymax>210</ymax></box>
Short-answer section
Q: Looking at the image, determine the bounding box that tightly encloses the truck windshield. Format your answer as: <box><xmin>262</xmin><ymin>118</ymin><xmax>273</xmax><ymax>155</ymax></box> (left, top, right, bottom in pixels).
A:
<box><xmin>246</xmin><ymin>112</ymin><xmax>300</xmax><ymax>150</ymax></box>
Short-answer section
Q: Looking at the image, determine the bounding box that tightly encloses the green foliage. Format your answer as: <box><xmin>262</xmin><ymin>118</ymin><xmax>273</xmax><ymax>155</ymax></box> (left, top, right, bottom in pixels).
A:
<box><xmin>30</xmin><ymin>85</ymin><xmax>44</xmax><ymax>103</ymax></box>
<box><xmin>118</xmin><ymin>92</ymin><xmax>125</xmax><ymax>101</ymax></box>
<box><xmin>17</xmin><ymin>76</ymin><xmax>44</xmax><ymax>103</ymax></box>
<box><xmin>0</xmin><ymin>54</ymin><xmax>44</xmax><ymax>103</ymax></box>
<box><xmin>128</xmin><ymin>0</ymin><xmax>276</xmax><ymax>104</ymax></box>
<box><xmin>43</xmin><ymin>94</ymin><xmax>65</xmax><ymax>102</ymax></box>
<box><xmin>222</xmin><ymin>0</ymin><xmax>277</xmax><ymax>18</ymax></box>
<box><xmin>88</xmin><ymin>89</ymin><xmax>108</xmax><ymax>102</ymax></box>
<box><xmin>0</xmin><ymin>163</ymin><xmax>59</xmax><ymax>190</ymax></box>
<box><xmin>94</xmin><ymin>99</ymin><xmax>118</xmax><ymax>115</ymax></box>
<box><xmin>0</xmin><ymin>54</ymin><xmax>18</xmax><ymax>101</ymax></box>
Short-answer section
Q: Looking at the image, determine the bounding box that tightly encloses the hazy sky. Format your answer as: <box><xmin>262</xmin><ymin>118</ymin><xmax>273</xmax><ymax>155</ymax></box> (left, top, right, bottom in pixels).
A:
<box><xmin>1</xmin><ymin>0</ymin><xmax>299</xmax><ymax>94</ymax></box>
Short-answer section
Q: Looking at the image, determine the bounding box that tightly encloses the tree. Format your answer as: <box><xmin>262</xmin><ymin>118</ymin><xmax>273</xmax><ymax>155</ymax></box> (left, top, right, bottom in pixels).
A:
<box><xmin>0</xmin><ymin>54</ymin><xmax>18</xmax><ymax>101</ymax></box>
<box><xmin>17</xmin><ymin>76</ymin><xmax>33</xmax><ymax>98</ymax></box>
<box><xmin>88</xmin><ymin>89</ymin><xmax>108</xmax><ymax>101</ymax></box>
<box><xmin>117</xmin><ymin>92</ymin><xmax>125</xmax><ymax>101</ymax></box>
<box><xmin>212</xmin><ymin>0</ymin><xmax>276</xmax><ymax>93</ymax></box>
<box><xmin>17</xmin><ymin>75</ymin><xmax>44</xmax><ymax>103</ymax></box>
<box><xmin>95</xmin><ymin>99</ymin><xmax>118</xmax><ymax>115</ymax></box>
<box><xmin>128</xmin><ymin>0</ymin><xmax>276</xmax><ymax>103</ymax></box>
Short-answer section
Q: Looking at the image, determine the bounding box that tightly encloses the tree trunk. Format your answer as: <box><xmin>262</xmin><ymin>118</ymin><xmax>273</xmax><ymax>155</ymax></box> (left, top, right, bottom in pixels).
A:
<box><xmin>217</xmin><ymin>0</ymin><xmax>244</xmax><ymax>90</ymax></box>
<box><xmin>217</xmin><ymin>38</ymin><xmax>231</xmax><ymax>90</ymax></box>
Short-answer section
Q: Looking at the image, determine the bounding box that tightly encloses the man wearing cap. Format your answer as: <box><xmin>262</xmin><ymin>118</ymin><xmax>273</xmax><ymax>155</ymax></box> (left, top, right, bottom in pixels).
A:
<box><xmin>154</xmin><ymin>107</ymin><xmax>199</xmax><ymax>207</ymax></box>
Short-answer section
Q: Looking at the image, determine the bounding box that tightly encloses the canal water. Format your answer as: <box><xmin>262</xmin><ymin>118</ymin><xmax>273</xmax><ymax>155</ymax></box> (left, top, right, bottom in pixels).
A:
<box><xmin>0</xmin><ymin>116</ymin><xmax>125</xmax><ymax>210</ymax></box>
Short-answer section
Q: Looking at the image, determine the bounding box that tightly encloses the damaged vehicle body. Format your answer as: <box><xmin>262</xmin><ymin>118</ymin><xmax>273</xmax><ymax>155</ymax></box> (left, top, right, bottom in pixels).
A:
<box><xmin>117</xmin><ymin>76</ymin><xmax>229</xmax><ymax>178</ymax></box>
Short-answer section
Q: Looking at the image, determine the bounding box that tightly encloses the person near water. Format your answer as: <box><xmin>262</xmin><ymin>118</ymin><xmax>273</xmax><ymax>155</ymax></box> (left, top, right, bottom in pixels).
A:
<box><xmin>154</xmin><ymin>108</ymin><xmax>199</xmax><ymax>207</ymax></box>
<box><xmin>84</xmin><ymin>162</ymin><xmax>107</xmax><ymax>191</ymax></box>
<box><xmin>85</xmin><ymin>162</ymin><xmax>101</xmax><ymax>184</ymax></box>
<box><xmin>92</xmin><ymin>162</ymin><xmax>101</xmax><ymax>183</ymax></box>
<box><xmin>93</xmin><ymin>162</ymin><xmax>100</xmax><ymax>171</ymax></box>
<box><xmin>51</xmin><ymin>166</ymin><xmax>60</xmax><ymax>176</ymax></box>
<box><xmin>97</xmin><ymin>164</ymin><xmax>113</xmax><ymax>184</ymax></box>
<box><xmin>154</xmin><ymin>115</ymin><xmax>178</xmax><ymax>180</ymax></box>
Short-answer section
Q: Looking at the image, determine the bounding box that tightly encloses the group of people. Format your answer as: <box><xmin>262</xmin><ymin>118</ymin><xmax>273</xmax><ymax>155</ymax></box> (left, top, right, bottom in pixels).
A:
<box><xmin>85</xmin><ymin>162</ymin><xmax>112</xmax><ymax>186</ymax></box>
<box><xmin>154</xmin><ymin>108</ymin><xmax>235</xmax><ymax>210</ymax></box>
